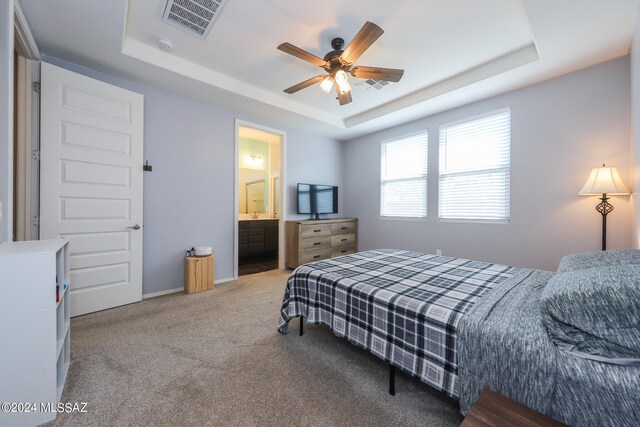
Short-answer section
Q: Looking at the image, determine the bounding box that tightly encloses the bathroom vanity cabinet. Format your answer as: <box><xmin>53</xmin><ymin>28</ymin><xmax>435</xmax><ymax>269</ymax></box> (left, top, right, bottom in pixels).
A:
<box><xmin>239</xmin><ymin>219</ymin><xmax>279</xmax><ymax>258</ymax></box>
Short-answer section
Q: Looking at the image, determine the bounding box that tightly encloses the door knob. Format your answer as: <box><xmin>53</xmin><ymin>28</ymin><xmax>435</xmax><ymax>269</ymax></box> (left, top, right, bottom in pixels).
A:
<box><xmin>127</xmin><ymin>224</ymin><xmax>141</xmax><ymax>230</ymax></box>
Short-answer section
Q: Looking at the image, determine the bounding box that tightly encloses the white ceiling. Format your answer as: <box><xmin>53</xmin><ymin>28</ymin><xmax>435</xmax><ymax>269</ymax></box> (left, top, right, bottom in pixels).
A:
<box><xmin>19</xmin><ymin>0</ymin><xmax>640</xmax><ymax>141</ymax></box>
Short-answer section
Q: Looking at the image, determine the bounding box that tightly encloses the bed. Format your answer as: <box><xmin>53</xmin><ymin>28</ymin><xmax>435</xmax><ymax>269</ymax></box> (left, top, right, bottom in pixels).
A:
<box><xmin>278</xmin><ymin>248</ymin><xmax>640</xmax><ymax>426</ymax></box>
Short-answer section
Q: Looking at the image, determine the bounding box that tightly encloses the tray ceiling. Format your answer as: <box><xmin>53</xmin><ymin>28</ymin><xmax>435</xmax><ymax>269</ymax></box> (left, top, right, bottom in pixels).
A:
<box><xmin>19</xmin><ymin>0</ymin><xmax>640</xmax><ymax>140</ymax></box>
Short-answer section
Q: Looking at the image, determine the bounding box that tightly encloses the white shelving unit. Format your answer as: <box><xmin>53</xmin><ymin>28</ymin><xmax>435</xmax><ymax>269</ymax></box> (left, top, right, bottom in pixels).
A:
<box><xmin>0</xmin><ymin>239</ymin><xmax>71</xmax><ymax>427</ymax></box>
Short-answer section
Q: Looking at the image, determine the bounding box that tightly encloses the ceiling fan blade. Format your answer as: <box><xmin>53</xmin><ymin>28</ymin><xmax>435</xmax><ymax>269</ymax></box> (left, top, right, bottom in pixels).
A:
<box><xmin>351</xmin><ymin>66</ymin><xmax>404</xmax><ymax>82</ymax></box>
<box><xmin>283</xmin><ymin>75</ymin><xmax>326</xmax><ymax>94</ymax></box>
<box><xmin>277</xmin><ymin>42</ymin><xmax>328</xmax><ymax>67</ymax></box>
<box><xmin>339</xmin><ymin>21</ymin><xmax>384</xmax><ymax>65</ymax></box>
<box><xmin>336</xmin><ymin>85</ymin><xmax>352</xmax><ymax>106</ymax></box>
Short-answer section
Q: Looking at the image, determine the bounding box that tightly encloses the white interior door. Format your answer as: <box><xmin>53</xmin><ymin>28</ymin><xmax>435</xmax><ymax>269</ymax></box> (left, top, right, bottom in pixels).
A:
<box><xmin>40</xmin><ymin>62</ymin><xmax>144</xmax><ymax>317</ymax></box>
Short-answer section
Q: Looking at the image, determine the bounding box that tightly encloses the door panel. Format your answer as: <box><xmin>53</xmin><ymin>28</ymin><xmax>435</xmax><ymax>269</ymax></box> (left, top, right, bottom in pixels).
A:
<box><xmin>62</xmin><ymin>121</ymin><xmax>131</xmax><ymax>154</ymax></box>
<box><xmin>40</xmin><ymin>62</ymin><xmax>144</xmax><ymax>316</ymax></box>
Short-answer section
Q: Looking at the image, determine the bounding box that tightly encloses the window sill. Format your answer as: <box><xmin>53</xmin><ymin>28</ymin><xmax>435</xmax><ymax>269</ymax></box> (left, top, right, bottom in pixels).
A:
<box><xmin>438</xmin><ymin>218</ymin><xmax>510</xmax><ymax>224</ymax></box>
<box><xmin>380</xmin><ymin>216</ymin><xmax>428</xmax><ymax>222</ymax></box>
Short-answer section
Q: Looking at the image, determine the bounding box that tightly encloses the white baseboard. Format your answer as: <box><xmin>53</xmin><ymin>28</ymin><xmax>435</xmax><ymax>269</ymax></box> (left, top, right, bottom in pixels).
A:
<box><xmin>142</xmin><ymin>287</ymin><xmax>183</xmax><ymax>299</ymax></box>
<box><xmin>142</xmin><ymin>277</ymin><xmax>236</xmax><ymax>299</ymax></box>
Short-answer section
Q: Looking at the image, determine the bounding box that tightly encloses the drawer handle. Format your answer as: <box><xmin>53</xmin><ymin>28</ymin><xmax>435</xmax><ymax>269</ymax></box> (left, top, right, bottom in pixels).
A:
<box><xmin>313</xmin><ymin>229</ymin><xmax>321</xmax><ymax>233</ymax></box>
<box><xmin>341</xmin><ymin>238</ymin><xmax>347</xmax><ymax>242</ymax></box>
<box><xmin>314</xmin><ymin>255</ymin><xmax>321</xmax><ymax>259</ymax></box>
<box><xmin>313</xmin><ymin>242</ymin><xmax>321</xmax><ymax>246</ymax></box>
<box><xmin>341</xmin><ymin>250</ymin><xmax>347</xmax><ymax>253</ymax></box>
<box><xmin>341</xmin><ymin>227</ymin><xmax>348</xmax><ymax>230</ymax></box>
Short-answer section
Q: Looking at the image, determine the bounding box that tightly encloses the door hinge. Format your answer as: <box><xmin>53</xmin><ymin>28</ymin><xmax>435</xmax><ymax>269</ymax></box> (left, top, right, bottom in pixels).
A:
<box><xmin>32</xmin><ymin>149</ymin><xmax>40</xmax><ymax>161</ymax></box>
<box><xmin>32</xmin><ymin>215</ymin><xmax>39</xmax><ymax>227</ymax></box>
<box><xmin>32</xmin><ymin>82</ymin><xmax>40</xmax><ymax>93</ymax></box>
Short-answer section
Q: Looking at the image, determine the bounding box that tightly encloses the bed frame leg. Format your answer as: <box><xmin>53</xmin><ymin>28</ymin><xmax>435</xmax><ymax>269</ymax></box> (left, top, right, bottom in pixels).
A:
<box><xmin>299</xmin><ymin>317</ymin><xmax>304</xmax><ymax>336</ymax></box>
<box><xmin>389</xmin><ymin>364</ymin><xmax>396</xmax><ymax>396</ymax></box>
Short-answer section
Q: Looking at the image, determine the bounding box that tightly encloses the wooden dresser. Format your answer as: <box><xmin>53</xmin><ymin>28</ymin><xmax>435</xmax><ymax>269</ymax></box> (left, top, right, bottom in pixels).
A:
<box><xmin>285</xmin><ymin>218</ymin><xmax>357</xmax><ymax>269</ymax></box>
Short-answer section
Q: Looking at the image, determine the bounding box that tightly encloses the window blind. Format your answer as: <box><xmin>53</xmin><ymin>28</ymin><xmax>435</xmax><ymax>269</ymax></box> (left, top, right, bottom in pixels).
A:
<box><xmin>439</xmin><ymin>110</ymin><xmax>510</xmax><ymax>221</ymax></box>
<box><xmin>380</xmin><ymin>132</ymin><xmax>428</xmax><ymax>218</ymax></box>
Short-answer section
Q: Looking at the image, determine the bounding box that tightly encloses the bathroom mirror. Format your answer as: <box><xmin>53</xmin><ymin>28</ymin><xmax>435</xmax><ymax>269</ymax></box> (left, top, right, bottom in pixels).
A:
<box><xmin>239</xmin><ymin>168</ymin><xmax>268</xmax><ymax>214</ymax></box>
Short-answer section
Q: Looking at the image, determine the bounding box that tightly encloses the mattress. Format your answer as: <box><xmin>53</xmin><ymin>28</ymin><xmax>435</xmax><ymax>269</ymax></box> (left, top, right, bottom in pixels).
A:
<box><xmin>278</xmin><ymin>248</ymin><xmax>520</xmax><ymax>397</ymax></box>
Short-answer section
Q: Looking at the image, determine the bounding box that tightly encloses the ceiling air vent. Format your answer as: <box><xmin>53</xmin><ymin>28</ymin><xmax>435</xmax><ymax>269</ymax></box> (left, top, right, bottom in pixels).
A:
<box><xmin>162</xmin><ymin>0</ymin><xmax>229</xmax><ymax>39</ymax></box>
<box><xmin>356</xmin><ymin>79</ymin><xmax>392</xmax><ymax>91</ymax></box>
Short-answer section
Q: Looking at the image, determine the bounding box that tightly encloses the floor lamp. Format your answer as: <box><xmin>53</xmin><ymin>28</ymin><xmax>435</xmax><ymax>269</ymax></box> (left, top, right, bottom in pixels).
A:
<box><xmin>578</xmin><ymin>164</ymin><xmax>630</xmax><ymax>251</ymax></box>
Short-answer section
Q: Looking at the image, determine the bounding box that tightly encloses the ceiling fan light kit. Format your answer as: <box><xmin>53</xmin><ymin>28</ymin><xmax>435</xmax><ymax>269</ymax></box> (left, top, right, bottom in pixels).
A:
<box><xmin>335</xmin><ymin>69</ymin><xmax>348</xmax><ymax>85</ymax></box>
<box><xmin>277</xmin><ymin>21</ymin><xmax>404</xmax><ymax>105</ymax></box>
<box><xmin>335</xmin><ymin>69</ymin><xmax>351</xmax><ymax>94</ymax></box>
<box><xmin>320</xmin><ymin>76</ymin><xmax>334</xmax><ymax>93</ymax></box>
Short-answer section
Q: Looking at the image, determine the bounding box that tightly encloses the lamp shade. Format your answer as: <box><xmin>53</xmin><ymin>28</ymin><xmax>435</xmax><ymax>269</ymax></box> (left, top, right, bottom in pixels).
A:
<box><xmin>578</xmin><ymin>165</ymin><xmax>630</xmax><ymax>196</ymax></box>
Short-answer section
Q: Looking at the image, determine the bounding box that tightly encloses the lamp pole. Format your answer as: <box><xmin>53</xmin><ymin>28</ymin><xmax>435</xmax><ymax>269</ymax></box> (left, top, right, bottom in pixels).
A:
<box><xmin>595</xmin><ymin>193</ymin><xmax>613</xmax><ymax>251</ymax></box>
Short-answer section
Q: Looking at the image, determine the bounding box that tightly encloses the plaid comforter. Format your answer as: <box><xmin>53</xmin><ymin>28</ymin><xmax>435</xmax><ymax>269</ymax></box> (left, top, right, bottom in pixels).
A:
<box><xmin>277</xmin><ymin>249</ymin><xmax>520</xmax><ymax>397</ymax></box>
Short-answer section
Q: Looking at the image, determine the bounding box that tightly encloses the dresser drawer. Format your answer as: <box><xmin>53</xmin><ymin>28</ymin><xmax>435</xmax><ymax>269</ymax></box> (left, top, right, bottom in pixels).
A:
<box><xmin>300</xmin><ymin>248</ymin><xmax>331</xmax><ymax>264</ymax></box>
<box><xmin>331</xmin><ymin>221</ymin><xmax>356</xmax><ymax>235</ymax></box>
<box><xmin>331</xmin><ymin>233</ymin><xmax>356</xmax><ymax>247</ymax></box>
<box><xmin>300</xmin><ymin>236</ymin><xmax>331</xmax><ymax>251</ymax></box>
<box><xmin>331</xmin><ymin>245</ymin><xmax>356</xmax><ymax>257</ymax></box>
<box><xmin>286</xmin><ymin>219</ymin><xmax>358</xmax><ymax>269</ymax></box>
<box><xmin>300</xmin><ymin>223</ymin><xmax>332</xmax><ymax>238</ymax></box>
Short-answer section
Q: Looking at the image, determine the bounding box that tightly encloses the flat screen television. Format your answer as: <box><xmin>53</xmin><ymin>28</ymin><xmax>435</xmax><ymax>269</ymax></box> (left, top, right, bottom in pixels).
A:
<box><xmin>297</xmin><ymin>183</ymin><xmax>338</xmax><ymax>219</ymax></box>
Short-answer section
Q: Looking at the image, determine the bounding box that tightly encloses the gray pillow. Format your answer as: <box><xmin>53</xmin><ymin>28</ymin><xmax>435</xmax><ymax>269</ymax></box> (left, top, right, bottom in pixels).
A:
<box><xmin>540</xmin><ymin>265</ymin><xmax>640</xmax><ymax>359</ymax></box>
<box><xmin>557</xmin><ymin>249</ymin><xmax>640</xmax><ymax>273</ymax></box>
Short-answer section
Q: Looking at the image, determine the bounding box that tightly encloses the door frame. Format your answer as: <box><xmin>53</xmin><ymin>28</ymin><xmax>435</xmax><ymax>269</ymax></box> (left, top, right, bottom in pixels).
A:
<box><xmin>14</xmin><ymin>0</ymin><xmax>40</xmax><ymax>61</ymax></box>
<box><xmin>233</xmin><ymin>119</ymin><xmax>286</xmax><ymax>279</ymax></box>
<box><xmin>12</xmin><ymin>0</ymin><xmax>41</xmax><ymax>242</ymax></box>
<box><xmin>13</xmin><ymin>56</ymin><xmax>39</xmax><ymax>241</ymax></box>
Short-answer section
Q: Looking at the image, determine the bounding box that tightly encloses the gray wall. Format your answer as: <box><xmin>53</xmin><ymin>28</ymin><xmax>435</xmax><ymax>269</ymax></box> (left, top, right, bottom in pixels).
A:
<box><xmin>631</xmin><ymin>10</ymin><xmax>640</xmax><ymax>248</ymax></box>
<box><xmin>45</xmin><ymin>56</ymin><xmax>343</xmax><ymax>295</ymax></box>
<box><xmin>6</xmin><ymin>50</ymin><xmax>634</xmax><ymax>288</ymax></box>
<box><xmin>0</xmin><ymin>0</ymin><xmax>13</xmax><ymax>242</ymax></box>
<box><xmin>344</xmin><ymin>57</ymin><xmax>632</xmax><ymax>271</ymax></box>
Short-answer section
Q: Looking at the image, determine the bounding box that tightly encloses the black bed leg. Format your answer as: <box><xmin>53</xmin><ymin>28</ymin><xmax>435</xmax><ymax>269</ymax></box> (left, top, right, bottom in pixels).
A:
<box><xmin>389</xmin><ymin>364</ymin><xmax>396</xmax><ymax>396</ymax></box>
<box><xmin>299</xmin><ymin>317</ymin><xmax>304</xmax><ymax>336</ymax></box>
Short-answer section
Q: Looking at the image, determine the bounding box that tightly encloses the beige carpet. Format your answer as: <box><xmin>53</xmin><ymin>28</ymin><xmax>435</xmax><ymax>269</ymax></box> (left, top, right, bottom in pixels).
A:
<box><xmin>48</xmin><ymin>270</ymin><xmax>463</xmax><ymax>426</ymax></box>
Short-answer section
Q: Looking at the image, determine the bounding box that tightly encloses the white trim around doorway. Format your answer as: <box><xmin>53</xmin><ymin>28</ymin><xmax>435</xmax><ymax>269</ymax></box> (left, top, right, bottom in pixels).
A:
<box><xmin>233</xmin><ymin>119</ymin><xmax>287</xmax><ymax>280</ymax></box>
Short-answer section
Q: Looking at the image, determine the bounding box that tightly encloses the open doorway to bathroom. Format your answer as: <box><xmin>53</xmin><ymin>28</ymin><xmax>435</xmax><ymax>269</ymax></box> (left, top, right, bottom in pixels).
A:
<box><xmin>234</xmin><ymin>121</ymin><xmax>285</xmax><ymax>278</ymax></box>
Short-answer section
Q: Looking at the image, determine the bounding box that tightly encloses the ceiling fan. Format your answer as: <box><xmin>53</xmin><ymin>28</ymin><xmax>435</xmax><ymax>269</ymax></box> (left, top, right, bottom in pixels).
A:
<box><xmin>277</xmin><ymin>21</ymin><xmax>404</xmax><ymax>106</ymax></box>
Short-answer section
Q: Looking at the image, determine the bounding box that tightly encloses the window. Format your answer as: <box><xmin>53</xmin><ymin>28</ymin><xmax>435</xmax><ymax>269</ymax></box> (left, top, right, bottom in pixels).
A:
<box><xmin>380</xmin><ymin>132</ymin><xmax>428</xmax><ymax>218</ymax></box>
<box><xmin>439</xmin><ymin>109</ymin><xmax>510</xmax><ymax>221</ymax></box>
